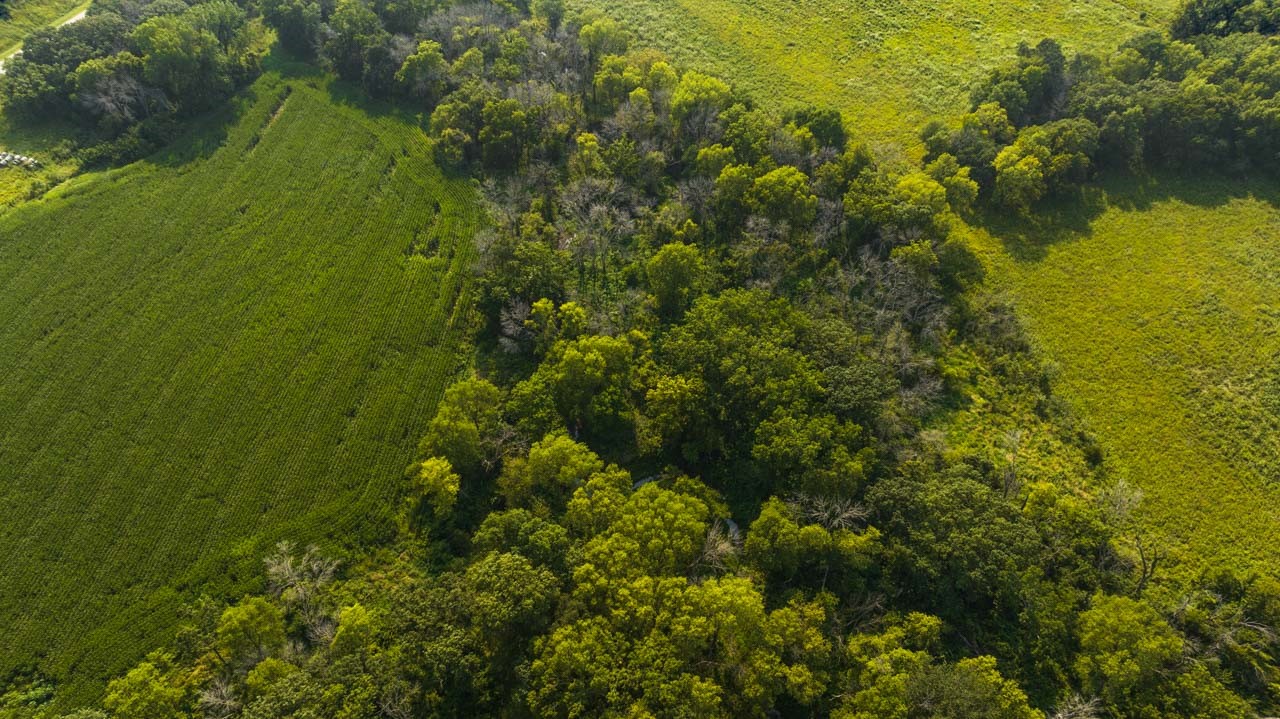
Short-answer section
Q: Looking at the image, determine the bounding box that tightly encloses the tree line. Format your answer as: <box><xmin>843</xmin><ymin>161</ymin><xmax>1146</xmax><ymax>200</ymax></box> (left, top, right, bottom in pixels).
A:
<box><xmin>927</xmin><ymin>2</ymin><xmax>1280</xmax><ymax>214</ymax></box>
<box><xmin>3</xmin><ymin>0</ymin><xmax>1280</xmax><ymax>718</ymax></box>
<box><xmin>0</xmin><ymin>0</ymin><xmax>263</xmax><ymax>164</ymax></box>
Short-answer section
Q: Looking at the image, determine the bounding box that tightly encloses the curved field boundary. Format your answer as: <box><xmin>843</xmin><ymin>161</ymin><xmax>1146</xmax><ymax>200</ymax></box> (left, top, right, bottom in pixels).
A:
<box><xmin>0</xmin><ymin>71</ymin><xmax>482</xmax><ymax>706</ymax></box>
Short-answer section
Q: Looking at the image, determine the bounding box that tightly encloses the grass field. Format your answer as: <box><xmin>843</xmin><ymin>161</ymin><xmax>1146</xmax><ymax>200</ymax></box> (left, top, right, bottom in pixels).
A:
<box><xmin>0</xmin><ymin>67</ymin><xmax>481</xmax><ymax>703</ymax></box>
<box><xmin>964</xmin><ymin>176</ymin><xmax>1280</xmax><ymax>578</ymax></box>
<box><xmin>569</xmin><ymin>0</ymin><xmax>1177</xmax><ymax>149</ymax></box>
<box><xmin>0</xmin><ymin>0</ymin><xmax>90</xmax><ymax>58</ymax></box>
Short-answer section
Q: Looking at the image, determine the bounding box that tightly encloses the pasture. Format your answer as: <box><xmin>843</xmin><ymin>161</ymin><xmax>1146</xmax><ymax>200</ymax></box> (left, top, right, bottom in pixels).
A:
<box><xmin>0</xmin><ymin>69</ymin><xmax>481</xmax><ymax>702</ymax></box>
<box><xmin>964</xmin><ymin>175</ymin><xmax>1280</xmax><ymax>578</ymax></box>
<box><xmin>569</xmin><ymin>0</ymin><xmax>1177</xmax><ymax>149</ymax></box>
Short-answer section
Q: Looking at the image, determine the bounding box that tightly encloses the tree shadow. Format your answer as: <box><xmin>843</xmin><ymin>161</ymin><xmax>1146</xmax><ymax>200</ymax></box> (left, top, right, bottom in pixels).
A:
<box><xmin>323</xmin><ymin>75</ymin><xmax>427</xmax><ymax>127</ymax></box>
<box><xmin>977</xmin><ymin>169</ymin><xmax>1280</xmax><ymax>264</ymax></box>
<box><xmin>144</xmin><ymin>47</ymin><xmax>328</xmax><ymax>169</ymax></box>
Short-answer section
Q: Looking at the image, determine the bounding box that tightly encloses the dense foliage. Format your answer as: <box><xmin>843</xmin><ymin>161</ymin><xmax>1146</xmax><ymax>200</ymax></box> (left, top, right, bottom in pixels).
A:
<box><xmin>925</xmin><ymin>11</ymin><xmax>1280</xmax><ymax>214</ymax></box>
<box><xmin>0</xmin><ymin>0</ymin><xmax>262</xmax><ymax>162</ymax></box>
<box><xmin>3</xmin><ymin>0</ymin><xmax>1280</xmax><ymax>718</ymax></box>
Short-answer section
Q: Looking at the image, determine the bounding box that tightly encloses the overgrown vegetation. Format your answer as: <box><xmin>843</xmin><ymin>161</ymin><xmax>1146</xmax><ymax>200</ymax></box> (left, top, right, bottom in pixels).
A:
<box><xmin>0</xmin><ymin>0</ymin><xmax>265</xmax><ymax>166</ymax></box>
<box><xmin>965</xmin><ymin>173</ymin><xmax>1280</xmax><ymax>579</ymax></box>
<box><xmin>1</xmin><ymin>0</ymin><xmax>1279</xmax><ymax>717</ymax></box>
<box><xmin>0</xmin><ymin>1</ymin><xmax>1275</xmax><ymax>718</ymax></box>
<box><xmin>563</xmin><ymin>0</ymin><xmax>1180</xmax><ymax>147</ymax></box>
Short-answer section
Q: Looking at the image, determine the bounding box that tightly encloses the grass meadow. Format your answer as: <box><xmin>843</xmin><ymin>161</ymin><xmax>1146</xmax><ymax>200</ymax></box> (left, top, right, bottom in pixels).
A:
<box><xmin>0</xmin><ymin>68</ymin><xmax>481</xmax><ymax>702</ymax></box>
<box><xmin>964</xmin><ymin>175</ymin><xmax>1280</xmax><ymax>578</ymax></box>
<box><xmin>569</xmin><ymin>0</ymin><xmax>1177</xmax><ymax>150</ymax></box>
<box><xmin>0</xmin><ymin>0</ymin><xmax>90</xmax><ymax>57</ymax></box>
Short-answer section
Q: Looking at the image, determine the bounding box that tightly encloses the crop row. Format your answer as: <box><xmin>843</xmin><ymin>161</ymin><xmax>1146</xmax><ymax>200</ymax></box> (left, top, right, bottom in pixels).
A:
<box><xmin>0</xmin><ymin>73</ymin><xmax>482</xmax><ymax>703</ymax></box>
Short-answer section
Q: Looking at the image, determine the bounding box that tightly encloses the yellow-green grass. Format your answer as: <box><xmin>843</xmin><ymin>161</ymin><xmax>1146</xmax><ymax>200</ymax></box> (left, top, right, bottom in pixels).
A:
<box><xmin>963</xmin><ymin>175</ymin><xmax>1280</xmax><ymax>578</ymax></box>
<box><xmin>0</xmin><ymin>0</ymin><xmax>90</xmax><ymax>59</ymax></box>
<box><xmin>0</xmin><ymin>68</ymin><xmax>480</xmax><ymax>704</ymax></box>
<box><xmin>570</xmin><ymin>0</ymin><xmax>1176</xmax><ymax>149</ymax></box>
<box><xmin>0</xmin><ymin>111</ymin><xmax>79</xmax><ymax>207</ymax></box>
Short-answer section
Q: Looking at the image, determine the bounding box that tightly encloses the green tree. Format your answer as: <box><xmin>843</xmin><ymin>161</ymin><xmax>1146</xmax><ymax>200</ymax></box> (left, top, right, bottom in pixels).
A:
<box><xmin>508</xmin><ymin>333</ymin><xmax>649</xmax><ymax>437</ymax></box>
<box><xmin>402</xmin><ymin>456</ymin><xmax>461</xmax><ymax>531</ymax></box>
<box><xmin>395</xmin><ymin>40</ymin><xmax>447</xmax><ymax>102</ymax></box>
<box><xmin>746</xmin><ymin>165</ymin><xmax>818</xmax><ymax>227</ymax></box>
<box><xmin>183</xmin><ymin>0</ymin><xmax>246</xmax><ymax>51</ymax></box>
<box><xmin>330</xmin><ymin>603</ymin><xmax>374</xmax><ymax>658</ymax></box>
<box><xmin>646</xmin><ymin>242</ymin><xmax>708</xmax><ymax>319</ymax></box>
<box><xmin>324</xmin><ymin>0</ymin><xmax>387</xmax><ymax>82</ymax></box>
<box><xmin>102</xmin><ymin>661</ymin><xmax>184</xmax><ymax>719</ymax></box>
<box><xmin>1075</xmin><ymin>594</ymin><xmax>1183</xmax><ymax>713</ymax></box>
<box><xmin>418</xmin><ymin>375</ymin><xmax>505</xmax><ymax>479</ymax></box>
<box><xmin>836</xmin><ymin>615</ymin><xmax>1042</xmax><ymax>719</ymax></box>
<box><xmin>671</xmin><ymin>71</ymin><xmax>732</xmax><ymax>142</ymax></box>
<box><xmin>217</xmin><ymin>597</ymin><xmax>286</xmax><ymax>663</ymax></box>
<box><xmin>497</xmin><ymin>433</ymin><xmax>606</xmax><ymax>514</ymax></box>
<box><xmin>578</xmin><ymin>17</ymin><xmax>628</xmax><ymax>66</ymax></box>
<box><xmin>532</xmin><ymin>0</ymin><xmax>565</xmax><ymax>30</ymax></box>
<box><xmin>130</xmin><ymin>16</ymin><xmax>230</xmax><ymax>111</ymax></box>
<box><xmin>993</xmin><ymin>146</ymin><xmax>1045</xmax><ymax>214</ymax></box>
<box><xmin>479</xmin><ymin>98</ymin><xmax>531</xmax><ymax>170</ymax></box>
<box><xmin>259</xmin><ymin>0</ymin><xmax>321</xmax><ymax>57</ymax></box>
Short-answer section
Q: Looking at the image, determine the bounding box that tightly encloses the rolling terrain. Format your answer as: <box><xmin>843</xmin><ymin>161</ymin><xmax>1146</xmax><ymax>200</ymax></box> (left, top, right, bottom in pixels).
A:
<box><xmin>966</xmin><ymin>176</ymin><xmax>1280</xmax><ymax>577</ymax></box>
<box><xmin>0</xmin><ymin>0</ymin><xmax>89</xmax><ymax>59</ymax></box>
<box><xmin>0</xmin><ymin>68</ymin><xmax>480</xmax><ymax>701</ymax></box>
<box><xmin>571</xmin><ymin>0</ymin><xmax>1280</xmax><ymax>579</ymax></box>
<box><xmin>568</xmin><ymin>0</ymin><xmax>1178</xmax><ymax>148</ymax></box>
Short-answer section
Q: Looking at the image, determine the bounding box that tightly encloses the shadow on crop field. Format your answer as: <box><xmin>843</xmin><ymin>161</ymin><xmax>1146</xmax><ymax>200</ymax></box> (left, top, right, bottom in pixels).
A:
<box><xmin>148</xmin><ymin>48</ymin><xmax>331</xmax><ymax>170</ymax></box>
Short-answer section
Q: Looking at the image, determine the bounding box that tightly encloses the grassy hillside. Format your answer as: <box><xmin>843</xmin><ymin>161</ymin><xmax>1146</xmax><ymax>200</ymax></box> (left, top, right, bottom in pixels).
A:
<box><xmin>0</xmin><ymin>0</ymin><xmax>89</xmax><ymax>57</ymax></box>
<box><xmin>965</xmin><ymin>175</ymin><xmax>1280</xmax><ymax>577</ymax></box>
<box><xmin>569</xmin><ymin>0</ymin><xmax>1177</xmax><ymax>148</ymax></box>
<box><xmin>0</xmin><ymin>68</ymin><xmax>480</xmax><ymax>702</ymax></box>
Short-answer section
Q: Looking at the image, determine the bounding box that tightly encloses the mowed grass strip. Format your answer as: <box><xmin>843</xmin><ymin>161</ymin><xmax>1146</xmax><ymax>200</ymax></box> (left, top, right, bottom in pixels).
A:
<box><xmin>0</xmin><ymin>70</ymin><xmax>481</xmax><ymax>702</ymax></box>
<box><xmin>0</xmin><ymin>0</ymin><xmax>90</xmax><ymax>58</ymax></box>
<box><xmin>569</xmin><ymin>0</ymin><xmax>1176</xmax><ymax>148</ymax></box>
<box><xmin>964</xmin><ymin>175</ymin><xmax>1280</xmax><ymax>579</ymax></box>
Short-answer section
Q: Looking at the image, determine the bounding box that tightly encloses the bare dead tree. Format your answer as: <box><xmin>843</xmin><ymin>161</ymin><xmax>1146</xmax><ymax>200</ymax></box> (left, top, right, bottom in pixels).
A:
<box><xmin>1051</xmin><ymin>695</ymin><xmax>1102</xmax><ymax>719</ymax></box>
<box><xmin>1100</xmin><ymin>477</ymin><xmax>1143</xmax><ymax>528</ymax></box>
<box><xmin>1000</xmin><ymin>429</ymin><xmax>1025</xmax><ymax>499</ymax></box>
<box><xmin>1133</xmin><ymin>534</ymin><xmax>1165</xmax><ymax>597</ymax></box>
<box><xmin>498</xmin><ymin>298</ymin><xmax>532</xmax><ymax>353</ymax></box>
<box><xmin>378</xmin><ymin>680</ymin><xmax>419</xmax><ymax>719</ymax></box>
<box><xmin>786</xmin><ymin>493</ymin><xmax>870</xmax><ymax>531</ymax></box>
<box><xmin>692</xmin><ymin>520</ymin><xmax>739</xmax><ymax>578</ymax></box>
<box><xmin>198</xmin><ymin>677</ymin><xmax>241</xmax><ymax>719</ymax></box>
<box><xmin>264</xmin><ymin>541</ymin><xmax>341</xmax><ymax>645</ymax></box>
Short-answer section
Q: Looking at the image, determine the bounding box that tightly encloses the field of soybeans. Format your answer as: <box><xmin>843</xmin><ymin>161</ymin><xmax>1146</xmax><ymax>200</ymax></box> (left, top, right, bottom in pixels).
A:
<box><xmin>0</xmin><ymin>70</ymin><xmax>481</xmax><ymax>702</ymax></box>
<box><xmin>569</xmin><ymin>0</ymin><xmax>1177</xmax><ymax>149</ymax></box>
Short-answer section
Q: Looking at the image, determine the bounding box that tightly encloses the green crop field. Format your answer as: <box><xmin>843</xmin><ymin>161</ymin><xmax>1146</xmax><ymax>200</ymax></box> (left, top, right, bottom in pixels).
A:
<box><xmin>569</xmin><ymin>0</ymin><xmax>1177</xmax><ymax>148</ymax></box>
<box><xmin>964</xmin><ymin>176</ymin><xmax>1280</xmax><ymax>578</ymax></box>
<box><xmin>0</xmin><ymin>68</ymin><xmax>480</xmax><ymax>702</ymax></box>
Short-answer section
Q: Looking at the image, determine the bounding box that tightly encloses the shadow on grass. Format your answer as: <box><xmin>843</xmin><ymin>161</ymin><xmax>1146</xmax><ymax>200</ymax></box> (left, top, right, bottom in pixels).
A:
<box><xmin>978</xmin><ymin>169</ymin><xmax>1280</xmax><ymax>263</ymax></box>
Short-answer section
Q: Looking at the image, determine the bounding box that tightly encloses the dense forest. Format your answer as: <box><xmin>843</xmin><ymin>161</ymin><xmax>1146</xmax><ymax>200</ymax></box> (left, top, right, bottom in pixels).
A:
<box><xmin>2</xmin><ymin>0</ymin><xmax>1280</xmax><ymax>717</ymax></box>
